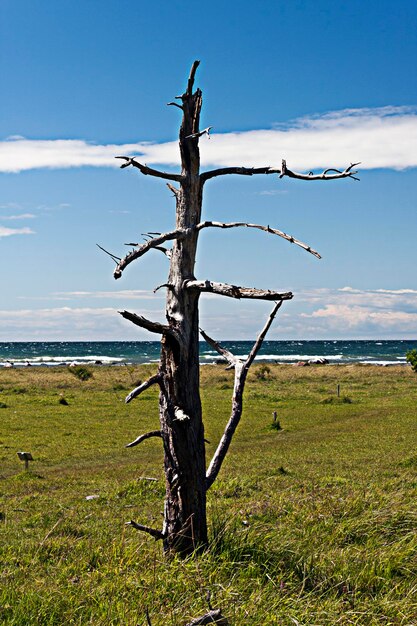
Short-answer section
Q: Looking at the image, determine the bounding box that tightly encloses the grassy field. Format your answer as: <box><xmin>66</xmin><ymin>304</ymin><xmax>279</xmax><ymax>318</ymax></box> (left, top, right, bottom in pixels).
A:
<box><xmin>0</xmin><ymin>363</ymin><xmax>416</xmax><ymax>625</ymax></box>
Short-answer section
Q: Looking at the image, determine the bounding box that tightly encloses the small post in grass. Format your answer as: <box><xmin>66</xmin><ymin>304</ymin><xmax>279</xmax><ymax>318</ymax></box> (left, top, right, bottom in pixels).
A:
<box><xmin>17</xmin><ymin>451</ymin><xmax>33</xmax><ymax>471</ymax></box>
<box><xmin>337</xmin><ymin>384</ymin><xmax>340</xmax><ymax>398</ymax></box>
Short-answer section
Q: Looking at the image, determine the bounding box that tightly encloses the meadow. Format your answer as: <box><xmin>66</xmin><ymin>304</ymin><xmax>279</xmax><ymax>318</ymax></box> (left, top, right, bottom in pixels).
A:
<box><xmin>0</xmin><ymin>363</ymin><xmax>416</xmax><ymax>625</ymax></box>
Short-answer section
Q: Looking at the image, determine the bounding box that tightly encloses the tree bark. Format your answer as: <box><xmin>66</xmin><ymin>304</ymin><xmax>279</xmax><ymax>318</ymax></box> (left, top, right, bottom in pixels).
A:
<box><xmin>158</xmin><ymin>61</ymin><xmax>208</xmax><ymax>554</ymax></box>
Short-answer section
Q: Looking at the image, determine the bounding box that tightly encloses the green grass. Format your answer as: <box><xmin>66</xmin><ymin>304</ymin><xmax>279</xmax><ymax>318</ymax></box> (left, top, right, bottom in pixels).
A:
<box><xmin>1</xmin><ymin>364</ymin><xmax>416</xmax><ymax>625</ymax></box>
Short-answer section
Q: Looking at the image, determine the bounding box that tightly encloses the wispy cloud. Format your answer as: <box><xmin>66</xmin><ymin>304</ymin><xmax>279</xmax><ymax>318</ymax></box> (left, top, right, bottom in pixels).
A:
<box><xmin>2</xmin><ymin>286</ymin><xmax>417</xmax><ymax>340</ymax></box>
<box><xmin>257</xmin><ymin>190</ymin><xmax>289</xmax><ymax>196</ymax></box>
<box><xmin>201</xmin><ymin>286</ymin><xmax>417</xmax><ymax>339</ymax></box>
<box><xmin>1</xmin><ymin>106</ymin><xmax>416</xmax><ymax>174</ymax></box>
<box><xmin>293</xmin><ymin>286</ymin><xmax>417</xmax><ymax>337</ymax></box>
<box><xmin>0</xmin><ymin>213</ymin><xmax>36</xmax><ymax>220</ymax></box>
<box><xmin>18</xmin><ymin>289</ymin><xmax>164</xmax><ymax>302</ymax></box>
<box><xmin>0</xmin><ymin>307</ymin><xmax>164</xmax><ymax>341</ymax></box>
<box><xmin>54</xmin><ymin>289</ymin><xmax>164</xmax><ymax>300</ymax></box>
<box><xmin>0</xmin><ymin>226</ymin><xmax>35</xmax><ymax>238</ymax></box>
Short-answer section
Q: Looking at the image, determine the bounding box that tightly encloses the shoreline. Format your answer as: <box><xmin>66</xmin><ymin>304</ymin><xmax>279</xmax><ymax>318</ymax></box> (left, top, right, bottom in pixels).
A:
<box><xmin>0</xmin><ymin>360</ymin><xmax>411</xmax><ymax>369</ymax></box>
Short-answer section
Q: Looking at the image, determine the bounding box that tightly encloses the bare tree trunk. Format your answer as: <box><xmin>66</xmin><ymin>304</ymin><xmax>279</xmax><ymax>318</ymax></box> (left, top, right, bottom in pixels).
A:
<box><xmin>158</xmin><ymin>62</ymin><xmax>207</xmax><ymax>554</ymax></box>
<box><xmin>108</xmin><ymin>61</ymin><xmax>358</xmax><ymax>557</ymax></box>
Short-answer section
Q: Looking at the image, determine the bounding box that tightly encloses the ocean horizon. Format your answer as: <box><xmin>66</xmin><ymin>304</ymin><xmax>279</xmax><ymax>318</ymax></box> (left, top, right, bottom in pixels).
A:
<box><xmin>0</xmin><ymin>340</ymin><xmax>416</xmax><ymax>368</ymax></box>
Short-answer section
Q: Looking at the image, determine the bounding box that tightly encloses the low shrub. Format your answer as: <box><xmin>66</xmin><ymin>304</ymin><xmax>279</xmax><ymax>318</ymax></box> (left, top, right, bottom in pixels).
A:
<box><xmin>255</xmin><ymin>364</ymin><xmax>272</xmax><ymax>381</ymax></box>
<box><xmin>406</xmin><ymin>349</ymin><xmax>417</xmax><ymax>373</ymax></box>
<box><xmin>322</xmin><ymin>396</ymin><xmax>353</xmax><ymax>405</ymax></box>
<box><xmin>68</xmin><ymin>365</ymin><xmax>93</xmax><ymax>381</ymax></box>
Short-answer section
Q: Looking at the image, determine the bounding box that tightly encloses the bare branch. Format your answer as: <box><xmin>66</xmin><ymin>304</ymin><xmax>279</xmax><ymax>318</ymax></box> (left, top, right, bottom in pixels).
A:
<box><xmin>201</xmin><ymin>161</ymin><xmax>360</xmax><ymax>184</ymax></box>
<box><xmin>245</xmin><ymin>300</ymin><xmax>283</xmax><ymax>369</ymax></box>
<box><xmin>186</xmin><ymin>610</ymin><xmax>229</xmax><ymax>626</ymax></box>
<box><xmin>201</xmin><ymin>166</ymin><xmax>280</xmax><ymax>184</ymax></box>
<box><xmin>185</xmin><ymin>126</ymin><xmax>213</xmax><ymax>140</ymax></box>
<box><xmin>197</xmin><ymin>220</ymin><xmax>321</xmax><ymax>259</ymax></box>
<box><xmin>125</xmin><ymin>430</ymin><xmax>162</xmax><ymax>448</ymax></box>
<box><xmin>206</xmin><ymin>301</ymin><xmax>284</xmax><ymax>489</ymax></box>
<box><xmin>167</xmin><ymin>101</ymin><xmax>184</xmax><ymax>111</ymax></box>
<box><xmin>186</xmin><ymin>60</ymin><xmax>200</xmax><ymax>96</ymax></box>
<box><xmin>125</xmin><ymin>374</ymin><xmax>162</xmax><ymax>404</ymax></box>
<box><xmin>153</xmin><ymin>283</ymin><xmax>173</xmax><ymax>293</ymax></box>
<box><xmin>280</xmin><ymin>159</ymin><xmax>360</xmax><ymax>181</ymax></box>
<box><xmin>126</xmin><ymin>520</ymin><xmax>165</xmax><ymax>541</ymax></box>
<box><xmin>114</xmin><ymin>228</ymin><xmax>190</xmax><ymax>279</ymax></box>
<box><xmin>154</xmin><ymin>246</ymin><xmax>172</xmax><ymax>258</ymax></box>
<box><xmin>119</xmin><ymin>310</ymin><xmax>172</xmax><ymax>336</ymax></box>
<box><xmin>96</xmin><ymin>244</ymin><xmax>121</xmax><ymax>263</ymax></box>
<box><xmin>199</xmin><ymin>328</ymin><xmax>239</xmax><ymax>367</ymax></box>
<box><xmin>185</xmin><ymin>279</ymin><xmax>293</xmax><ymax>301</ymax></box>
<box><xmin>115</xmin><ymin>156</ymin><xmax>183</xmax><ymax>183</ymax></box>
<box><xmin>166</xmin><ymin>182</ymin><xmax>180</xmax><ymax>197</ymax></box>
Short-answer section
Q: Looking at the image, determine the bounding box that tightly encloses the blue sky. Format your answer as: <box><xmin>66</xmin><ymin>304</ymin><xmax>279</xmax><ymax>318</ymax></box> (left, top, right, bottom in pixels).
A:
<box><xmin>1</xmin><ymin>0</ymin><xmax>416</xmax><ymax>340</ymax></box>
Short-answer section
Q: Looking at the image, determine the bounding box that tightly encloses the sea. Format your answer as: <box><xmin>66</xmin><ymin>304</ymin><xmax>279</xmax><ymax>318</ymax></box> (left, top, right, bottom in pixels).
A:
<box><xmin>0</xmin><ymin>340</ymin><xmax>416</xmax><ymax>368</ymax></box>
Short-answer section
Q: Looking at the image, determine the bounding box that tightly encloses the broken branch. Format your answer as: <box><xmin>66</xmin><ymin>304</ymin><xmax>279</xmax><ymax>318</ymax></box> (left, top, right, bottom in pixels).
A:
<box><xmin>197</xmin><ymin>220</ymin><xmax>321</xmax><ymax>259</ymax></box>
<box><xmin>201</xmin><ymin>166</ymin><xmax>280</xmax><ymax>184</ymax></box>
<box><xmin>186</xmin><ymin>59</ymin><xmax>200</xmax><ymax>96</ymax></box>
<box><xmin>114</xmin><ymin>228</ymin><xmax>190</xmax><ymax>279</ymax></box>
<box><xmin>199</xmin><ymin>328</ymin><xmax>239</xmax><ymax>368</ymax></box>
<box><xmin>185</xmin><ymin>610</ymin><xmax>229</xmax><ymax>626</ymax></box>
<box><xmin>246</xmin><ymin>300</ymin><xmax>283</xmax><ymax>368</ymax></box>
<box><xmin>96</xmin><ymin>244</ymin><xmax>121</xmax><ymax>263</ymax></box>
<box><xmin>185</xmin><ymin>280</ymin><xmax>293</xmax><ymax>301</ymax></box>
<box><xmin>206</xmin><ymin>301</ymin><xmax>284</xmax><ymax>489</ymax></box>
<box><xmin>125</xmin><ymin>374</ymin><xmax>162</xmax><ymax>404</ymax></box>
<box><xmin>167</xmin><ymin>101</ymin><xmax>184</xmax><ymax>111</ymax></box>
<box><xmin>126</xmin><ymin>520</ymin><xmax>165</xmax><ymax>541</ymax></box>
<box><xmin>115</xmin><ymin>156</ymin><xmax>183</xmax><ymax>182</ymax></box>
<box><xmin>119</xmin><ymin>310</ymin><xmax>173</xmax><ymax>336</ymax></box>
<box><xmin>201</xmin><ymin>161</ymin><xmax>359</xmax><ymax>184</ymax></box>
<box><xmin>166</xmin><ymin>182</ymin><xmax>180</xmax><ymax>197</ymax></box>
<box><xmin>125</xmin><ymin>430</ymin><xmax>162</xmax><ymax>447</ymax></box>
<box><xmin>280</xmin><ymin>159</ymin><xmax>360</xmax><ymax>181</ymax></box>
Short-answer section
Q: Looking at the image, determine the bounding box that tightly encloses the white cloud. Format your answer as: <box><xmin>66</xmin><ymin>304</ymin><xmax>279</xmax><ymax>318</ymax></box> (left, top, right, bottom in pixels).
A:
<box><xmin>291</xmin><ymin>286</ymin><xmax>417</xmax><ymax>337</ymax></box>
<box><xmin>54</xmin><ymin>289</ymin><xmax>164</xmax><ymax>300</ymax></box>
<box><xmin>1</xmin><ymin>106</ymin><xmax>416</xmax><ymax>174</ymax></box>
<box><xmin>0</xmin><ymin>307</ymin><xmax>164</xmax><ymax>341</ymax></box>
<box><xmin>2</xmin><ymin>286</ymin><xmax>417</xmax><ymax>340</ymax></box>
<box><xmin>257</xmin><ymin>190</ymin><xmax>289</xmax><ymax>196</ymax></box>
<box><xmin>0</xmin><ymin>226</ymin><xmax>35</xmax><ymax>238</ymax></box>
<box><xmin>0</xmin><ymin>213</ymin><xmax>36</xmax><ymax>220</ymax></box>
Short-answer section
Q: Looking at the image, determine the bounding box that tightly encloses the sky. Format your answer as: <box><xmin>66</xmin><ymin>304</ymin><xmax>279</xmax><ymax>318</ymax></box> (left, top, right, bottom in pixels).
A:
<box><xmin>1</xmin><ymin>0</ymin><xmax>416</xmax><ymax>341</ymax></box>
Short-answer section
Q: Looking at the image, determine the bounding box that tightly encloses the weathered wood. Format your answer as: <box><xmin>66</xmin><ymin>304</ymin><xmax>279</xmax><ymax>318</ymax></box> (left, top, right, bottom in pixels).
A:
<box><xmin>118</xmin><ymin>310</ymin><xmax>180</xmax><ymax>343</ymax></box>
<box><xmin>201</xmin><ymin>165</ymin><xmax>280</xmax><ymax>183</ymax></box>
<box><xmin>156</xmin><ymin>59</ymin><xmax>208</xmax><ymax>555</ymax></box>
<box><xmin>185</xmin><ymin>609</ymin><xmax>229</xmax><ymax>625</ymax></box>
<box><xmin>280</xmin><ymin>159</ymin><xmax>360</xmax><ymax>181</ymax></box>
<box><xmin>201</xmin><ymin>160</ymin><xmax>359</xmax><ymax>183</ymax></box>
<box><xmin>114</xmin><ymin>229</ymin><xmax>191</xmax><ymax>279</ymax></box>
<box><xmin>126</xmin><ymin>520</ymin><xmax>165</xmax><ymax>541</ymax></box>
<box><xmin>196</xmin><ymin>220</ymin><xmax>321</xmax><ymax>259</ymax></box>
<box><xmin>185</xmin><ymin>279</ymin><xmax>293</xmax><ymax>301</ymax></box>
<box><xmin>125</xmin><ymin>430</ymin><xmax>162</xmax><ymax>448</ymax></box>
<box><xmin>204</xmin><ymin>301</ymin><xmax>283</xmax><ymax>489</ymax></box>
<box><xmin>115</xmin><ymin>156</ymin><xmax>183</xmax><ymax>182</ymax></box>
<box><xmin>111</xmin><ymin>61</ymin><xmax>357</xmax><ymax>557</ymax></box>
<box><xmin>125</xmin><ymin>374</ymin><xmax>162</xmax><ymax>404</ymax></box>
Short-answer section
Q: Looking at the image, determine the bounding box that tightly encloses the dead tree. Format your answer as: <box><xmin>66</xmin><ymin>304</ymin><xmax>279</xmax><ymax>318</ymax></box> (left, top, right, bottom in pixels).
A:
<box><xmin>106</xmin><ymin>61</ymin><xmax>358</xmax><ymax>556</ymax></box>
